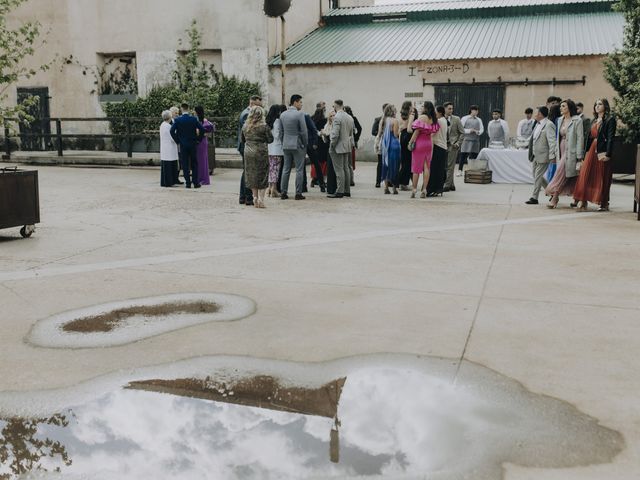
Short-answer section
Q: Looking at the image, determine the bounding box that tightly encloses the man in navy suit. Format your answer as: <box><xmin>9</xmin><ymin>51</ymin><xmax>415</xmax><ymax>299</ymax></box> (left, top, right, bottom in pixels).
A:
<box><xmin>170</xmin><ymin>103</ymin><xmax>205</xmax><ymax>188</ymax></box>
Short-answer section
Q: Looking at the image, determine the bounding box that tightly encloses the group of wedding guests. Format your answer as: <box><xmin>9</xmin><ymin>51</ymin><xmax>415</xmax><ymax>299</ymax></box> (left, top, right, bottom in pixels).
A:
<box><xmin>237</xmin><ymin>94</ymin><xmax>362</xmax><ymax>208</ymax></box>
<box><xmin>372</xmin><ymin>100</ymin><xmax>465</xmax><ymax>197</ymax></box>
<box><xmin>525</xmin><ymin>97</ymin><xmax>616</xmax><ymax>212</ymax></box>
<box><xmin>159</xmin><ymin>103</ymin><xmax>214</xmax><ymax>188</ymax></box>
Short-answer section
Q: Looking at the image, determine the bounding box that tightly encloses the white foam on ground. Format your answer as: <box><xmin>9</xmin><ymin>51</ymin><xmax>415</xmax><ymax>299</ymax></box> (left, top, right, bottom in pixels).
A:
<box><xmin>25</xmin><ymin>293</ymin><xmax>256</xmax><ymax>349</ymax></box>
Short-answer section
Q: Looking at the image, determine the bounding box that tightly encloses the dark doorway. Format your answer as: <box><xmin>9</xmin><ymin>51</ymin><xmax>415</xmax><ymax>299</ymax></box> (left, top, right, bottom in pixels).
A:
<box><xmin>17</xmin><ymin>87</ymin><xmax>51</xmax><ymax>151</ymax></box>
<box><xmin>434</xmin><ymin>84</ymin><xmax>505</xmax><ymax>148</ymax></box>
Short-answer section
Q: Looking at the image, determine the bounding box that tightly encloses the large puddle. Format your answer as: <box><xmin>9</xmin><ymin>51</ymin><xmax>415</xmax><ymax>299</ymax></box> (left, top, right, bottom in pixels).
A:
<box><xmin>0</xmin><ymin>355</ymin><xmax>624</xmax><ymax>479</ymax></box>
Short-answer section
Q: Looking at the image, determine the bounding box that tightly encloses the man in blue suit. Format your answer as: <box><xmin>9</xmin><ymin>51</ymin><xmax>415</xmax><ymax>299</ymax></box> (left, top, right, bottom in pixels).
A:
<box><xmin>170</xmin><ymin>103</ymin><xmax>204</xmax><ymax>188</ymax></box>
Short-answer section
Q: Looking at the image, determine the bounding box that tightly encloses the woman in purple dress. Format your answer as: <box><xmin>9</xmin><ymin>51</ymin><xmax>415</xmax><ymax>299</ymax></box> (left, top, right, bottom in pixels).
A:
<box><xmin>195</xmin><ymin>105</ymin><xmax>214</xmax><ymax>186</ymax></box>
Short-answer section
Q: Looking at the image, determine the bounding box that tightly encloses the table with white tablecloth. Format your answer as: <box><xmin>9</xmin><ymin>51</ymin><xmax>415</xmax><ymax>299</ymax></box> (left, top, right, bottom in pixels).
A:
<box><xmin>475</xmin><ymin>148</ymin><xmax>533</xmax><ymax>184</ymax></box>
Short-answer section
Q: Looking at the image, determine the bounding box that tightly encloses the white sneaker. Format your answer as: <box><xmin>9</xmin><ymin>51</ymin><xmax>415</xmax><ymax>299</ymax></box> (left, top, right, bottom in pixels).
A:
<box><xmin>455</xmin><ymin>171</ymin><xmax>462</xmax><ymax>177</ymax></box>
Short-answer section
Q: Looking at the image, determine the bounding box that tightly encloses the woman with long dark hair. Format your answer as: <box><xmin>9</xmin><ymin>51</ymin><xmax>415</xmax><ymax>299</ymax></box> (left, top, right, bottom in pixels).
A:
<box><xmin>573</xmin><ymin>98</ymin><xmax>616</xmax><ymax>211</ymax></box>
<box><xmin>409</xmin><ymin>101</ymin><xmax>440</xmax><ymax>198</ymax></box>
<box><xmin>398</xmin><ymin>101</ymin><xmax>416</xmax><ymax>191</ymax></box>
<box><xmin>545</xmin><ymin>99</ymin><xmax>584</xmax><ymax>208</ymax></box>
<box><xmin>266</xmin><ymin>104</ymin><xmax>287</xmax><ymax>197</ymax></box>
<box><xmin>426</xmin><ymin>105</ymin><xmax>449</xmax><ymax>196</ymax></box>
<box><xmin>311</xmin><ymin>106</ymin><xmax>328</xmax><ymax>187</ymax></box>
<box><xmin>194</xmin><ymin>105</ymin><xmax>214</xmax><ymax>186</ymax></box>
<box><xmin>344</xmin><ymin>105</ymin><xmax>361</xmax><ymax>187</ymax></box>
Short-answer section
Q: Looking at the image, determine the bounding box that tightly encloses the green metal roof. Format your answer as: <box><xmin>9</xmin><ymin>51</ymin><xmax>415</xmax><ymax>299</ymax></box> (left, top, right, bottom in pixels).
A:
<box><xmin>271</xmin><ymin>11</ymin><xmax>623</xmax><ymax>65</ymax></box>
<box><xmin>324</xmin><ymin>0</ymin><xmax>613</xmax><ymax>19</ymax></box>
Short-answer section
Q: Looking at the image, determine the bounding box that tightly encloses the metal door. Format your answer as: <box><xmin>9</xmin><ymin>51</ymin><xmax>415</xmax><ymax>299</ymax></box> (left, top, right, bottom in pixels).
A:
<box><xmin>17</xmin><ymin>87</ymin><xmax>51</xmax><ymax>151</ymax></box>
<box><xmin>434</xmin><ymin>84</ymin><xmax>505</xmax><ymax>148</ymax></box>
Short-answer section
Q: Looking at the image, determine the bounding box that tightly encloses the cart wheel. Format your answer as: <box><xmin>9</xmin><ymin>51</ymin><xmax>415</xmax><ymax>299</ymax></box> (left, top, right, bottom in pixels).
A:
<box><xmin>20</xmin><ymin>225</ymin><xmax>35</xmax><ymax>238</ymax></box>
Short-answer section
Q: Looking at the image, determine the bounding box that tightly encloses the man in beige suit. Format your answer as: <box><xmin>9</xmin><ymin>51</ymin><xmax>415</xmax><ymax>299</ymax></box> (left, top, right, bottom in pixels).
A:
<box><xmin>526</xmin><ymin>106</ymin><xmax>557</xmax><ymax>205</ymax></box>
<box><xmin>328</xmin><ymin>99</ymin><xmax>355</xmax><ymax>198</ymax></box>
<box><xmin>443</xmin><ymin>102</ymin><xmax>465</xmax><ymax>192</ymax></box>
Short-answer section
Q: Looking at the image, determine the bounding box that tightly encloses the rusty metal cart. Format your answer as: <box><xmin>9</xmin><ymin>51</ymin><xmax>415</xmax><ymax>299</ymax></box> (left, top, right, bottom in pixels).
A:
<box><xmin>0</xmin><ymin>167</ymin><xmax>40</xmax><ymax>238</ymax></box>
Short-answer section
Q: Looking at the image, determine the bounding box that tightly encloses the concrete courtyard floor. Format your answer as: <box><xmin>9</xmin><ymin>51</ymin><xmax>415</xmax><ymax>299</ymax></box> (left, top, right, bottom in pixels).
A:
<box><xmin>1</xmin><ymin>164</ymin><xmax>639</xmax><ymax>479</ymax></box>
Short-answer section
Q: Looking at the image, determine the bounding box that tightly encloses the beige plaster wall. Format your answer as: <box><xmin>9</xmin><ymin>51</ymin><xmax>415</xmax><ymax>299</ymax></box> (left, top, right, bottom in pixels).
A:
<box><xmin>269</xmin><ymin>55</ymin><xmax>615</xmax><ymax>159</ymax></box>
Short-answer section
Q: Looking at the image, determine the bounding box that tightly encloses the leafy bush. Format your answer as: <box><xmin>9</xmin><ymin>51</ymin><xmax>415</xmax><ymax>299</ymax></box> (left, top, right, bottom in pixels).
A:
<box><xmin>103</xmin><ymin>20</ymin><xmax>261</xmax><ymax>149</ymax></box>
<box><xmin>604</xmin><ymin>0</ymin><xmax>640</xmax><ymax>143</ymax></box>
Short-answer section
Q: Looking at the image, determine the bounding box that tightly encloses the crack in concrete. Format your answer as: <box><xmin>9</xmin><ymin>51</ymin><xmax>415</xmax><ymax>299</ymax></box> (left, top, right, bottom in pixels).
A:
<box><xmin>454</xmin><ymin>186</ymin><xmax>515</xmax><ymax>383</ymax></box>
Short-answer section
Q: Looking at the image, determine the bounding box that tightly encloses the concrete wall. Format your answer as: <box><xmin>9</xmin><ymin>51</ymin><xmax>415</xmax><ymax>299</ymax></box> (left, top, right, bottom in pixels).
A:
<box><xmin>4</xmin><ymin>0</ymin><xmax>325</xmax><ymax>133</ymax></box>
<box><xmin>269</xmin><ymin>55</ymin><xmax>616</xmax><ymax>160</ymax></box>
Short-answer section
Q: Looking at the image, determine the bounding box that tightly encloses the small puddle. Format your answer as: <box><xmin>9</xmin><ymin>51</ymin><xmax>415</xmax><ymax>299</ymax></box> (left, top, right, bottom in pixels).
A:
<box><xmin>26</xmin><ymin>293</ymin><xmax>256</xmax><ymax>348</ymax></box>
<box><xmin>0</xmin><ymin>355</ymin><xmax>624</xmax><ymax>479</ymax></box>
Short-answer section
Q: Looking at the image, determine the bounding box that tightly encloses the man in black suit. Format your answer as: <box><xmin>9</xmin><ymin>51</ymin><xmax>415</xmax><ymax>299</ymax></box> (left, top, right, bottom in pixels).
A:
<box><xmin>170</xmin><ymin>103</ymin><xmax>205</xmax><ymax>189</ymax></box>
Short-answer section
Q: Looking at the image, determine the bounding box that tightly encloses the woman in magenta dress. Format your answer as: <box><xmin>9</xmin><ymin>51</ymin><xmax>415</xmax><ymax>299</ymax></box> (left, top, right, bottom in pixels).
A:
<box><xmin>195</xmin><ymin>105</ymin><xmax>215</xmax><ymax>186</ymax></box>
<box><xmin>409</xmin><ymin>101</ymin><xmax>440</xmax><ymax>198</ymax></box>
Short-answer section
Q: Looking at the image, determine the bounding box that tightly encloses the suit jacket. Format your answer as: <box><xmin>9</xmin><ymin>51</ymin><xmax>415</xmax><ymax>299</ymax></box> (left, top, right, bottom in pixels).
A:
<box><xmin>237</xmin><ymin>107</ymin><xmax>250</xmax><ymax>153</ymax></box>
<box><xmin>371</xmin><ymin>116</ymin><xmax>382</xmax><ymax>137</ymax></box>
<box><xmin>330</xmin><ymin>110</ymin><xmax>355</xmax><ymax>154</ymax></box>
<box><xmin>279</xmin><ymin>107</ymin><xmax>308</xmax><ymax>151</ymax></box>
<box><xmin>578</xmin><ymin>114</ymin><xmax>591</xmax><ymax>157</ymax></box>
<box><xmin>447</xmin><ymin>115</ymin><xmax>464</xmax><ymax>148</ymax></box>
<box><xmin>304</xmin><ymin>113</ymin><xmax>319</xmax><ymax>151</ymax></box>
<box><xmin>170</xmin><ymin>114</ymin><xmax>204</xmax><ymax>147</ymax></box>
<box><xmin>586</xmin><ymin>115</ymin><xmax>616</xmax><ymax>157</ymax></box>
<box><xmin>528</xmin><ymin>119</ymin><xmax>556</xmax><ymax>163</ymax></box>
<box><xmin>555</xmin><ymin>116</ymin><xmax>584</xmax><ymax>178</ymax></box>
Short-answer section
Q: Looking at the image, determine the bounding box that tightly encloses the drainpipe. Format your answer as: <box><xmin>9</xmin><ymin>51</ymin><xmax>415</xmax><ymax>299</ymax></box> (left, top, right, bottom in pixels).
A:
<box><xmin>280</xmin><ymin>15</ymin><xmax>286</xmax><ymax>104</ymax></box>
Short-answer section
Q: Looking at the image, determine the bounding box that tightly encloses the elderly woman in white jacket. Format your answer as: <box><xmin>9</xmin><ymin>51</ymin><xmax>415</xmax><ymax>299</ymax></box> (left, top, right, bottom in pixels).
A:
<box><xmin>160</xmin><ymin>110</ymin><xmax>179</xmax><ymax>187</ymax></box>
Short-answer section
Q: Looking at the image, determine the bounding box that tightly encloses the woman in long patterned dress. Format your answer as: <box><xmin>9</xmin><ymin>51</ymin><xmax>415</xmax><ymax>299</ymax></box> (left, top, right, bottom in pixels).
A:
<box><xmin>266</xmin><ymin>104</ymin><xmax>286</xmax><ymax>198</ymax></box>
<box><xmin>377</xmin><ymin>104</ymin><xmax>401</xmax><ymax>195</ymax></box>
<box><xmin>409</xmin><ymin>101</ymin><xmax>440</xmax><ymax>198</ymax></box>
<box><xmin>242</xmin><ymin>106</ymin><xmax>273</xmax><ymax>209</ymax></box>
<box><xmin>573</xmin><ymin>98</ymin><xmax>616</xmax><ymax>212</ymax></box>
<box><xmin>194</xmin><ymin>106</ymin><xmax>214</xmax><ymax>186</ymax></box>
<box><xmin>545</xmin><ymin>99</ymin><xmax>584</xmax><ymax>208</ymax></box>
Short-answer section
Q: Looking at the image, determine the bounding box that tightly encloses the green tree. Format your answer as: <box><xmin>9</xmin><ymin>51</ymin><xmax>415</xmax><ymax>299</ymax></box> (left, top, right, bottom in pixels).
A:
<box><xmin>103</xmin><ymin>20</ymin><xmax>261</xmax><ymax>148</ymax></box>
<box><xmin>0</xmin><ymin>0</ymin><xmax>49</xmax><ymax>129</ymax></box>
<box><xmin>604</xmin><ymin>0</ymin><xmax>640</xmax><ymax>142</ymax></box>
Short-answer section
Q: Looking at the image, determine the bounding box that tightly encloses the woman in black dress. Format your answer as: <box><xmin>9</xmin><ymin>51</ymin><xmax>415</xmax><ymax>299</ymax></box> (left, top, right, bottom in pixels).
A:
<box><xmin>398</xmin><ymin>101</ymin><xmax>417</xmax><ymax>191</ymax></box>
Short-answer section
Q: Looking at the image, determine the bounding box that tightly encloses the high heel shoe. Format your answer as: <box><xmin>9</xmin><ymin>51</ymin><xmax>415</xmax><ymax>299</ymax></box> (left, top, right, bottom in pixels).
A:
<box><xmin>384</xmin><ymin>187</ymin><xmax>390</xmax><ymax>194</ymax></box>
<box><xmin>547</xmin><ymin>196</ymin><xmax>559</xmax><ymax>209</ymax></box>
<box><xmin>410</xmin><ymin>189</ymin><xmax>416</xmax><ymax>198</ymax></box>
<box><xmin>393</xmin><ymin>187</ymin><xmax>398</xmax><ymax>195</ymax></box>
<box><xmin>577</xmin><ymin>201</ymin><xmax>588</xmax><ymax>212</ymax></box>
<box><xmin>420</xmin><ymin>191</ymin><xmax>426</xmax><ymax>199</ymax></box>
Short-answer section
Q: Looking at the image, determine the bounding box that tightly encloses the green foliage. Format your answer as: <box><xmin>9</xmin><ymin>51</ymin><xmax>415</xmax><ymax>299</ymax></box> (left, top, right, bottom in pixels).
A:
<box><xmin>604</xmin><ymin>0</ymin><xmax>640</xmax><ymax>142</ymax></box>
<box><xmin>0</xmin><ymin>413</ymin><xmax>72</xmax><ymax>478</ymax></box>
<box><xmin>0</xmin><ymin>0</ymin><xmax>50</xmax><ymax>129</ymax></box>
<box><xmin>103</xmin><ymin>20</ymin><xmax>261</xmax><ymax>147</ymax></box>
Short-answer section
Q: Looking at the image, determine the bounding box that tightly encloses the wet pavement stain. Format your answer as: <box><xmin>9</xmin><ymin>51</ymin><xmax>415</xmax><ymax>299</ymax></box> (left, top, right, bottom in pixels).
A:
<box><xmin>62</xmin><ymin>301</ymin><xmax>221</xmax><ymax>333</ymax></box>
<box><xmin>26</xmin><ymin>293</ymin><xmax>256</xmax><ymax>348</ymax></box>
<box><xmin>0</xmin><ymin>355</ymin><xmax>625</xmax><ymax>479</ymax></box>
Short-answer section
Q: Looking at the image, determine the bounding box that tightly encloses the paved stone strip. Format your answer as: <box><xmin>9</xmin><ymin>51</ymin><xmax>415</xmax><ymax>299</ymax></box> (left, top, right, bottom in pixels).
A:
<box><xmin>0</xmin><ymin>213</ymin><xmax>595</xmax><ymax>283</ymax></box>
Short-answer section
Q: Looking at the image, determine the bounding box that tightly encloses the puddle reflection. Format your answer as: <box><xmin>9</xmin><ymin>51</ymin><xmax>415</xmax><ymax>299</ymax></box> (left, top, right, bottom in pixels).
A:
<box><xmin>0</xmin><ymin>362</ymin><xmax>624</xmax><ymax>479</ymax></box>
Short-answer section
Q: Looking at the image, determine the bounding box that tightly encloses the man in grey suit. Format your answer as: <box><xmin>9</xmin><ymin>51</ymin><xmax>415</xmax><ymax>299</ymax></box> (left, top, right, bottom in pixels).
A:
<box><xmin>279</xmin><ymin>94</ymin><xmax>308</xmax><ymax>200</ymax></box>
<box><xmin>526</xmin><ymin>106</ymin><xmax>557</xmax><ymax>205</ymax></box>
<box><xmin>328</xmin><ymin>99</ymin><xmax>355</xmax><ymax>198</ymax></box>
<box><xmin>443</xmin><ymin>102</ymin><xmax>464</xmax><ymax>192</ymax></box>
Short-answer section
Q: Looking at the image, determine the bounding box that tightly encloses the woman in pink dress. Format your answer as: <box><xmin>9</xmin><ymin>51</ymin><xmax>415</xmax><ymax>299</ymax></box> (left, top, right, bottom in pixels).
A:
<box><xmin>409</xmin><ymin>101</ymin><xmax>440</xmax><ymax>198</ymax></box>
<box><xmin>195</xmin><ymin>105</ymin><xmax>215</xmax><ymax>186</ymax></box>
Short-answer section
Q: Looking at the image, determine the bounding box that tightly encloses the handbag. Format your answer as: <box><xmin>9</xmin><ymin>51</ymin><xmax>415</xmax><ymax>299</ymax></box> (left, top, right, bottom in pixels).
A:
<box><xmin>597</xmin><ymin>152</ymin><xmax>609</xmax><ymax>161</ymax></box>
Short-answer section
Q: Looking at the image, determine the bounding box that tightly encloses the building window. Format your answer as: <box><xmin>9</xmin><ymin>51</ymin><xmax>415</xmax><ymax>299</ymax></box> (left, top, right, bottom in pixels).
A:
<box><xmin>96</xmin><ymin>53</ymin><xmax>138</xmax><ymax>95</ymax></box>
